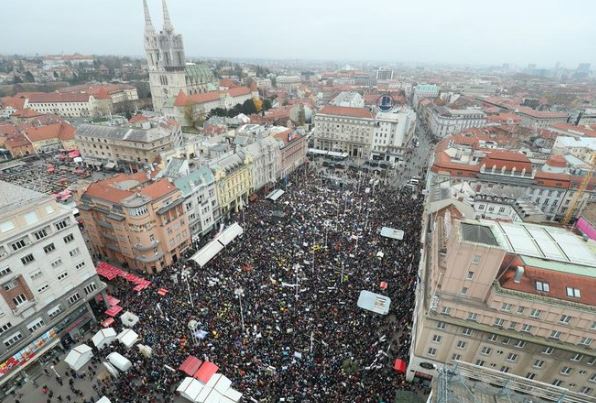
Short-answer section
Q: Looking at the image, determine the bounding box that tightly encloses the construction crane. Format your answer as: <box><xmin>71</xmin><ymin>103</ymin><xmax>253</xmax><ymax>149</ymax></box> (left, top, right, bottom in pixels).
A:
<box><xmin>562</xmin><ymin>152</ymin><xmax>595</xmax><ymax>225</ymax></box>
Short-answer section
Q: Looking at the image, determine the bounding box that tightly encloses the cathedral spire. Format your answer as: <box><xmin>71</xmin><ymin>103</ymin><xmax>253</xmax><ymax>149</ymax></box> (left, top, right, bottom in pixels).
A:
<box><xmin>143</xmin><ymin>0</ymin><xmax>154</xmax><ymax>32</ymax></box>
<box><xmin>162</xmin><ymin>0</ymin><xmax>174</xmax><ymax>32</ymax></box>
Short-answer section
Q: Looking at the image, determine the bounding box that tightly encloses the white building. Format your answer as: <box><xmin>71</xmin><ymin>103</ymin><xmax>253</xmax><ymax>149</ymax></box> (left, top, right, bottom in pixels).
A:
<box><xmin>313</xmin><ymin>106</ymin><xmax>376</xmax><ymax>158</ymax></box>
<box><xmin>331</xmin><ymin>92</ymin><xmax>364</xmax><ymax>108</ymax></box>
<box><xmin>239</xmin><ymin>136</ymin><xmax>281</xmax><ymax>192</ymax></box>
<box><xmin>371</xmin><ymin>108</ymin><xmax>417</xmax><ymax>163</ymax></box>
<box><xmin>552</xmin><ymin>136</ymin><xmax>596</xmax><ymax>163</ymax></box>
<box><xmin>376</xmin><ymin>68</ymin><xmax>394</xmax><ymax>81</ymax></box>
<box><xmin>429</xmin><ymin>106</ymin><xmax>487</xmax><ymax>138</ymax></box>
<box><xmin>23</xmin><ymin>93</ymin><xmax>96</xmax><ymax>118</ymax></box>
<box><xmin>0</xmin><ymin>182</ymin><xmax>106</xmax><ymax>386</ymax></box>
<box><xmin>275</xmin><ymin>75</ymin><xmax>301</xmax><ymax>90</ymax></box>
<box><xmin>413</xmin><ymin>84</ymin><xmax>439</xmax><ymax>107</ymax></box>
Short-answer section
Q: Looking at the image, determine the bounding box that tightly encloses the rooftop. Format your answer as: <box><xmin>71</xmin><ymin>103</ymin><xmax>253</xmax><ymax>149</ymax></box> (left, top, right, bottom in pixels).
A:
<box><xmin>0</xmin><ymin>180</ymin><xmax>50</xmax><ymax>216</ymax></box>
<box><xmin>76</xmin><ymin>123</ymin><xmax>173</xmax><ymax>143</ymax></box>
<box><xmin>318</xmin><ymin>105</ymin><xmax>373</xmax><ymax>119</ymax></box>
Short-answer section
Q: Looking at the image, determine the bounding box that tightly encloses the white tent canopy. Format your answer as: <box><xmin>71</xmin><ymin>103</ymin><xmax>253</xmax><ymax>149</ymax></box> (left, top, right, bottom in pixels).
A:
<box><xmin>117</xmin><ymin>329</ymin><xmax>139</xmax><ymax>349</ymax></box>
<box><xmin>64</xmin><ymin>344</ymin><xmax>93</xmax><ymax>371</ymax></box>
<box><xmin>92</xmin><ymin>328</ymin><xmax>117</xmax><ymax>350</ymax></box>
<box><xmin>137</xmin><ymin>344</ymin><xmax>152</xmax><ymax>358</ymax></box>
<box><xmin>357</xmin><ymin>290</ymin><xmax>391</xmax><ymax>315</ymax></box>
<box><xmin>216</xmin><ymin>223</ymin><xmax>243</xmax><ymax>246</ymax></box>
<box><xmin>102</xmin><ymin>361</ymin><xmax>119</xmax><ymax>378</ymax></box>
<box><xmin>120</xmin><ymin>311</ymin><xmax>140</xmax><ymax>328</ymax></box>
<box><xmin>190</xmin><ymin>239</ymin><xmax>224</xmax><ymax>268</ymax></box>
<box><xmin>107</xmin><ymin>352</ymin><xmax>132</xmax><ymax>372</ymax></box>
<box><xmin>266</xmin><ymin>189</ymin><xmax>285</xmax><ymax>202</ymax></box>
<box><xmin>96</xmin><ymin>397</ymin><xmax>112</xmax><ymax>403</ymax></box>
<box><xmin>177</xmin><ymin>377</ymin><xmax>204</xmax><ymax>403</ymax></box>
<box><xmin>380</xmin><ymin>226</ymin><xmax>404</xmax><ymax>240</ymax></box>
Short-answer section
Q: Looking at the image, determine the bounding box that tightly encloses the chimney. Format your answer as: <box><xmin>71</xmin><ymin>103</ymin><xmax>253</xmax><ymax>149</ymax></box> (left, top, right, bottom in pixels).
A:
<box><xmin>513</xmin><ymin>266</ymin><xmax>524</xmax><ymax>283</ymax></box>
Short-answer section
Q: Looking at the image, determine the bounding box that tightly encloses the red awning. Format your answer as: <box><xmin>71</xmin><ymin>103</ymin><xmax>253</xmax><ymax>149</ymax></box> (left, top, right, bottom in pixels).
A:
<box><xmin>96</xmin><ymin>294</ymin><xmax>120</xmax><ymax>307</ymax></box>
<box><xmin>194</xmin><ymin>361</ymin><xmax>219</xmax><ymax>383</ymax></box>
<box><xmin>393</xmin><ymin>359</ymin><xmax>407</xmax><ymax>374</ymax></box>
<box><xmin>105</xmin><ymin>305</ymin><xmax>123</xmax><ymax>317</ymax></box>
<box><xmin>179</xmin><ymin>356</ymin><xmax>203</xmax><ymax>377</ymax></box>
<box><xmin>380</xmin><ymin>281</ymin><xmax>388</xmax><ymax>290</ymax></box>
<box><xmin>157</xmin><ymin>288</ymin><xmax>168</xmax><ymax>296</ymax></box>
<box><xmin>68</xmin><ymin>150</ymin><xmax>81</xmax><ymax>158</ymax></box>
<box><xmin>96</xmin><ymin>262</ymin><xmax>123</xmax><ymax>280</ymax></box>
<box><xmin>101</xmin><ymin>317</ymin><xmax>115</xmax><ymax>328</ymax></box>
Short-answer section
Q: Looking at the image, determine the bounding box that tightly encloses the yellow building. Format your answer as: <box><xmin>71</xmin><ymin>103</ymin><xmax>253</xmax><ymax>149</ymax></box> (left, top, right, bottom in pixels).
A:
<box><xmin>210</xmin><ymin>153</ymin><xmax>252</xmax><ymax>217</ymax></box>
<box><xmin>22</xmin><ymin>122</ymin><xmax>76</xmax><ymax>153</ymax></box>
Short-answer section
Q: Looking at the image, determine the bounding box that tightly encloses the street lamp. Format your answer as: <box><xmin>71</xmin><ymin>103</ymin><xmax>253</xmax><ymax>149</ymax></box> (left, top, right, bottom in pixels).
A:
<box><xmin>234</xmin><ymin>287</ymin><xmax>245</xmax><ymax>334</ymax></box>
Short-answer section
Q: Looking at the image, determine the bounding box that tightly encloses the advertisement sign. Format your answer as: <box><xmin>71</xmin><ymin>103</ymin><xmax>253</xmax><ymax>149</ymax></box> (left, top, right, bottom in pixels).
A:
<box><xmin>0</xmin><ymin>328</ymin><xmax>59</xmax><ymax>378</ymax></box>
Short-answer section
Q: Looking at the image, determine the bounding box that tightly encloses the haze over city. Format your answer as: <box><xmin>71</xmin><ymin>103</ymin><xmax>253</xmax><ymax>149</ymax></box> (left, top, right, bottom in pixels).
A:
<box><xmin>2</xmin><ymin>0</ymin><xmax>596</xmax><ymax>66</ymax></box>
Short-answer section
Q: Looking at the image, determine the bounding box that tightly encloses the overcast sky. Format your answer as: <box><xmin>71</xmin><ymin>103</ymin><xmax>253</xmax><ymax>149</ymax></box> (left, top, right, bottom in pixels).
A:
<box><xmin>2</xmin><ymin>0</ymin><xmax>595</xmax><ymax>67</ymax></box>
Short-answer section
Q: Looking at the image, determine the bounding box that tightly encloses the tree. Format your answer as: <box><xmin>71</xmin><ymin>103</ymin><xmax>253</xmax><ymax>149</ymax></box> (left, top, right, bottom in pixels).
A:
<box><xmin>23</xmin><ymin>71</ymin><xmax>35</xmax><ymax>82</ymax></box>
<box><xmin>242</xmin><ymin>99</ymin><xmax>257</xmax><ymax>115</ymax></box>
<box><xmin>296</xmin><ymin>104</ymin><xmax>306</xmax><ymax>126</ymax></box>
<box><xmin>209</xmin><ymin>107</ymin><xmax>228</xmax><ymax>118</ymax></box>
<box><xmin>253</xmin><ymin>97</ymin><xmax>263</xmax><ymax>112</ymax></box>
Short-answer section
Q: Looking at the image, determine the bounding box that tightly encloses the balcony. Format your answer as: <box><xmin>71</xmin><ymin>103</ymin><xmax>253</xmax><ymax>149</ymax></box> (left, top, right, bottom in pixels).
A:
<box><xmin>102</xmin><ymin>232</ymin><xmax>118</xmax><ymax>241</ymax></box>
<box><xmin>132</xmin><ymin>240</ymin><xmax>159</xmax><ymax>252</ymax></box>
<box><xmin>98</xmin><ymin>220</ymin><xmax>113</xmax><ymax>229</ymax></box>
<box><xmin>135</xmin><ymin>251</ymin><xmax>164</xmax><ymax>263</ymax></box>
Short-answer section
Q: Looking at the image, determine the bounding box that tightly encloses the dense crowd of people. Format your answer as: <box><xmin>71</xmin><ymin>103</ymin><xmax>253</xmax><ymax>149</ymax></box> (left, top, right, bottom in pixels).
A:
<box><xmin>58</xmin><ymin>163</ymin><xmax>426</xmax><ymax>402</ymax></box>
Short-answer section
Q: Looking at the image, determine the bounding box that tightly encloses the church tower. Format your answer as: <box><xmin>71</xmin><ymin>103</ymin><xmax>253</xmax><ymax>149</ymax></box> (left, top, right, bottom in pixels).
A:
<box><xmin>144</xmin><ymin>0</ymin><xmax>188</xmax><ymax>113</ymax></box>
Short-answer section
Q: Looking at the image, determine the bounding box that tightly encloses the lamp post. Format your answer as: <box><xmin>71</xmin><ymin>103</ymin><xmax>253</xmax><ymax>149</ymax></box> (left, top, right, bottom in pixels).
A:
<box><xmin>234</xmin><ymin>287</ymin><xmax>245</xmax><ymax>334</ymax></box>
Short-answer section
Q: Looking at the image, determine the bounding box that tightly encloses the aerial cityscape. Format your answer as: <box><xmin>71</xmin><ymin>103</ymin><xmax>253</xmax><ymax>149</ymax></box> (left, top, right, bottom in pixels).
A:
<box><xmin>0</xmin><ymin>1</ymin><xmax>595</xmax><ymax>402</ymax></box>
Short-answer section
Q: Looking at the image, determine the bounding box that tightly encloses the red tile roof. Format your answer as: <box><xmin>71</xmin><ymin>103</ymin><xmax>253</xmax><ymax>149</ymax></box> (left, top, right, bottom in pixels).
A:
<box><xmin>1</xmin><ymin>95</ymin><xmax>27</xmax><ymax>110</ymax></box>
<box><xmin>545</xmin><ymin>155</ymin><xmax>567</xmax><ymax>168</ymax></box>
<box><xmin>139</xmin><ymin>179</ymin><xmax>177</xmax><ymax>199</ymax></box>
<box><xmin>515</xmin><ymin>106</ymin><xmax>568</xmax><ymax>119</ymax></box>
<box><xmin>219</xmin><ymin>79</ymin><xmax>240</xmax><ymax>89</ymax></box>
<box><xmin>27</xmin><ymin>92</ymin><xmax>91</xmax><ymax>103</ymax></box>
<box><xmin>500</xmin><ymin>266</ymin><xmax>596</xmax><ymax>306</ymax></box>
<box><xmin>318</xmin><ymin>105</ymin><xmax>373</xmax><ymax>119</ymax></box>
<box><xmin>174</xmin><ymin>90</ymin><xmax>222</xmax><ymax>107</ymax></box>
<box><xmin>22</xmin><ymin>123</ymin><xmax>75</xmax><ymax>143</ymax></box>
<box><xmin>482</xmin><ymin>150</ymin><xmax>532</xmax><ymax>172</ymax></box>
<box><xmin>228</xmin><ymin>87</ymin><xmax>251</xmax><ymax>97</ymax></box>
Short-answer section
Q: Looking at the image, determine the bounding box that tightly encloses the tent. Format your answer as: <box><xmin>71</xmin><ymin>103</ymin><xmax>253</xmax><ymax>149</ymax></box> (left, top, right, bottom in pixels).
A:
<box><xmin>190</xmin><ymin>239</ymin><xmax>224</xmax><ymax>268</ymax></box>
<box><xmin>179</xmin><ymin>356</ymin><xmax>203</xmax><ymax>377</ymax></box>
<box><xmin>380</xmin><ymin>226</ymin><xmax>405</xmax><ymax>240</ymax></box>
<box><xmin>117</xmin><ymin>329</ymin><xmax>139</xmax><ymax>348</ymax></box>
<box><xmin>266</xmin><ymin>189</ymin><xmax>285</xmax><ymax>202</ymax></box>
<box><xmin>92</xmin><ymin>328</ymin><xmax>117</xmax><ymax>350</ymax></box>
<box><xmin>194</xmin><ymin>361</ymin><xmax>219</xmax><ymax>383</ymax></box>
<box><xmin>223</xmin><ymin>387</ymin><xmax>243</xmax><ymax>402</ymax></box>
<box><xmin>120</xmin><ymin>311</ymin><xmax>140</xmax><ymax>328</ymax></box>
<box><xmin>105</xmin><ymin>305</ymin><xmax>123</xmax><ymax>317</ymax></box>
<box><xmin>64</xmin><ymin>344</ymin><xmax>93</xmax><ymax>371</ymax></box>
<box><xmin>107</xmin><ymin>352</ymin><xmax>132</xmax><ymax>372</ymax></box>
<box><xmin>177</xmin><ymin>377</ymin><xmax>204</xmax><ymax>403</ymax></box>
<box><xmin>216</xmin><ymin>223</ymin><xmax>244</xmax><ymax>246</ymax></box>
<box><xmin>393</xmin><ymin>358</ymin><xmax>407</xmax><ymax>374</ymax></box>
<box><xmin>102</xmin><ymin>361</ymin><xmax>119</xmax><ymax>378</ymax></box>
<box><xmin>137</xmin><ymin>344</ymin><xmax>152</xmax><ymax>358</ymax></box>
<box><xmin>101</xmin><ymin>318</ymin><xmax>115</xmax><ymax>328</ymax></box>
<box><xmin>96</xmin><ymin>397</ymin><xmax>111</xmax><ymax>403</ymax></box>
<box><xmin>357</xmin><ymin>290</ymin><xmax>391</xmax><ymax>315</ymax></box>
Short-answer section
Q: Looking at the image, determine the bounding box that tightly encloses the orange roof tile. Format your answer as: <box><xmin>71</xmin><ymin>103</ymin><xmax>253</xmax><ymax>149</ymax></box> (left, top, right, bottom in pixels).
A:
<box><xmin>174</xmin><ymin>90</ymin><xmax>222</xmax><ymax>107</ymax></box>
<box><xmin>318</xmin><ymin>105</ymin><xmax>373</xmax><ymax>119</ymax></box>
<box><xmin>228</xmin><ymin>86</ymin><xmax>251</xmax><ymax>97</ymax></box>
<box><xmin>139</xmin><ymin>179</ymin><xmax>177</xmax><ymax>199</ymax></box>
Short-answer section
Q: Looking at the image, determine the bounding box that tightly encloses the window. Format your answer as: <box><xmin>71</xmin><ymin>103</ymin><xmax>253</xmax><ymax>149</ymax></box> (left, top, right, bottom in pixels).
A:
<box><xmin>69</xmin><ymin>248</ymin><xmax>80</xmax><ymax>257</ymax></box>
<box><xmin>565</xmin><ymin>287</ymin><xmax>581</xmax><ymax>298</ymax></box>
<box><xmin>467</xmin><ymin>313</ymin><xmax>478</xmax><ymax>322</ymax></box>
<box><xmin>579</xmin><ymin>337</ymin><xmax>592</xmax><ymax>346</ymax></box>
<box><xmin>33</xmin><ymin>227</ymin><xmax>49</xmax><ymax>240</ymax></box>
<box><xmin>588</xmin><ymin>357</ymin><xmax>596</xmax><ymax>366</ymax></box>
<box><xmin>501</xmin><ymin>303</ymin><xmax>512</xmax><ymax>312</ymax></box>
<box><xmin>488</xmin><ymin>334</ymin><xmax>498</xmax><ymax>342</ymax></box>
<box><xmin>3</xmin><ymin>280</ymin><xmax>17</xmax><ymax>291</ymax></box>
<box><xmin>436</xmin><ymin>321</ymin><xmax>446</xmax><ymax>330</ymax></box>
<box><xmin>526</xmin><ymin>372</ymin><xmax>536</xmax><ymax>380</ymax></box>
<box><xmin>517</xmin><ymin>306</ymin><xmax>526</xmax><ymax>314</ymax></box>
<box><xmin>590</xmin><ymin>373</ymin><xmax>596</xmax><ymax>383</ymax></box>
<box><xmin>441</xmin><ymin>306</ymin><xmax>451</xmax><ymax>315</ymax></box>
<box><xmin>530</xmin><ymin>309</ymin><xmax>542</xmax><ymax>318</ymax></box>
<box><xmin>37</xmin><ymin>283</ymin><xmax>50</xmax><ymax>293</ymax></box>
<box><xmin>507</xmin><ymin>353</ymin><xmax>518</xmax><ymax>362</ymax></box>
<box><xmin>475</xmin><ymin>360</ymin><xmax>485</xmax><ymax>366</ymax></box>
<box><xmin>580</xmin><ymin>387</ymin><xmax>593</xmax><ymax>395</ymax></box>
<box><xmin>509</xmin><ymin>321</ymin><xmax>518</xmax><ymax>330</ymax></box>
<box><xmin>494</xmin><ymin>318</ymin><xmax>504</xmax><ymax>327</ymax></box>
<box><xmin>514</xmin><ymin>340</ymin><xmax>526</xmax><ymax>348</ymax></box>
<box><xmin>462</xmin><ymin>328</ymin><xmax>473</xmax><ymax>336</ymax></box>
<box><xmin>481</xmin><ymin>346</ymin><xmax>492</xmax><ymax>355</ymax></box>
<box><xmin>0</xmin><ymin>267</ymin><xmax>12</xmax><ymax>278</ymax></box>
<box><xmin>54</xmin><ymin>219</ymin><xmax>69</xmax><ymax>230</ymax></box>
<box><xmin>501</xmin><ymin>337</ymin><xmax>510</xmax><ymax>345</ymax></box>
<box><xmin>3</xmin><ymin>332</ymin><xmax>23</xmax><ymax>347</ymax></box>
<box><xmin>552</xmin><ymin>379</ymin><xmax>563</xmax><ymax>387</ymax></box>
<box><xmin>522</xmin><ymin>324</ymin><xmax>533</xmax><ymax>333</ymax></box>
<box><xmin>12</xmin><ymin>294</ymin><xmax>27</xmax><ymax>306</ymax></box>
<box><xmin>43</xmin><ymin>243</ymin><xmax>56</xmax><ymax>254</ymax></box>
<box><xmin>10</xmin><ymin>238</ymin><xmax>29</xmax><ymax>251</ymax></box>
<box><xmin>550</xmin><ymin>330</ymin><xmax>561</xmax><ymax>340</ymax></box>
<box><xmin>27</xmin><ymin>318</ymin><xmax>44</xmax><ymax>333</ymax></box>
<box><xmin>536</xmin><ymin>281</ymin><xmax>550</xmax><ymax>292</ymax></box>
<box><xmin>542</xmin><ymin>346</ymin><xmax>554</xmax><ymax>355</ymax></box>
<box><xmin>472</xmin><ymin>255</ymin><xmax>481</xmax><ymax>264</ymax></box>
<box><xmin>534</xmin><ymin>359</ymin><xmax>545</xmax><ymax>368</ymax></box>
<box><xmin>57</xmin><ymin>272</ymin><xmax>68</xmax><ymax>281</ymax></box>
<box><xmin>571</xmin><ymin>353</ymin><xmax>583</xmax><ymax>362</ymax></box>
<box><xmin>63</xmin><ymin>234</ymin><xmax>74</xmax><ymax>243</ymax></box>
<box><xmin>432</xmin><ymin>334</ymin><xmax>442</xmax><ymax>343</ymax></box>
<box><xmin>75</xmin><ymin>262</ymin><xmax>86</xmax><ymax>270</ymax></box>
<box><xmin>21</xmin><ymin>254</ymin><xmax>35</xmax><ymax>265</ymax></box>
<box><xmin>427</xmin><ymin>347</ymin><xmax>437</xmax><ymax>356</ymax></box>
<box><xmin>67</xmin><ymin>293</ymin><xmax>81</xmax><ymax>304</ymax></box>
<box><xmin>561</xmin><ymin>367</ymin><xmax>573</xmax><ymax>375</ymax></box>
<box><xmin>452</xmin><ymin>353</ymin><xmax>462</xmax><ymax>361</ymax></box>
<box><xmin>47</xmin><ymin>305</ymin><xmax>62</xmax><ymax>318</ymax></box>
<box><xmin>560</xmin><ymin>314</ymin><xmax>572</xmax><ymax>324</ymax></box>
<box><xmin>500</xmin><ymin>366</ymin><xmax>510</xmax><ymax>373</ymax></box>
<box><xmin>51</xmin><ymin>259</ymin><xmax>62</xmax><ymax>268</ymax></box>
<box><xmin>83</xmin><ymin>283</ymin><xmax>97</xmax><ymax>295</ymax></box>
<box><xmin>0</xmin><ymin>322</ymin><xmax>12</xmax><ymax>335</ymax></box>
<box><xmin>461</xmin><ymin>287</ymin><xmax>468</xmax><ymax>295</ymax></box>
<box><xmin>466</xmin><ymin>271</ymin><xmax>474</xmax><ymax>280</ymax></box>
<box><xmin>457</xmin><ymin>340</ymin><xmax>467</xmax><ymax>349</ymax></box>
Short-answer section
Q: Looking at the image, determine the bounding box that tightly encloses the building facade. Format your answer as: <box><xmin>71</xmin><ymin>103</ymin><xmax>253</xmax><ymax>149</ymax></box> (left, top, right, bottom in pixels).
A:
<box><xmin>273</xmin><ymin>129</ymin><xmax>307</xmax><ymax>180</ymax></box>
<box><xmin>429</xmin><ymin>106</ymin><xmax>487</xmax><ymax>138</ymax></box>
<box><xmin>209</xmin><ymin>153</ymin><xmax>252</xmax><ymax>218</ymax></box>
<box><xmin>0</xmin><ymin>182</ymin><xmax>105</xmax><ymax>387</ymax></box>
<box><xmin>372</xmin><ymin>109</ymin><xmax>417</xmax><ymax>162</ymax></box>
<box><xmin>76</xmin><ymin>172</ymin><xmax>190</xmax><ymax>273</ymax></box>
<box><xmin>408</xmin><ymin>203</ymin><xmax>596</xmax><ymax>400</ymax></box>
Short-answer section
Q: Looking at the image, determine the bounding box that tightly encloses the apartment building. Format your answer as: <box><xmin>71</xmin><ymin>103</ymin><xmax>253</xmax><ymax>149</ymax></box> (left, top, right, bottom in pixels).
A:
<box><xmin>272</xmin><ymin>129</ymin><xmax>308</xmax><ymax>180</ymax></box>
<box><xmin>371</xmin><ymin>109</ymin><xmax>417</xmax><ymax>163</ymax></box>
<box><xmin>428</xmin><ymin>106</ymin><xmax>487</xmax><ymax>138</ymax></box>
<box><xmin>516</xmin><ymin>107</ymin><xmax>569</xmax><ymax>128</ymax></box>
<box><xmin>408</xmin><ymin>201</ymin><xmax>596</xmax><ymax>400</ymax></box>
<box><xmin>552</xmin><ymin>136</ymin><xmax>596</xmax><ymax>164</ymax></box>
<box><xmin>313</xmin><ymin>105</ymin><xmax>376</xmax><ymax>158</ymax></box>
<box><xmin>0</xmin><ymin>181</ymin><xmax>105</xmax><ymax>387</ymax></box>
<box><xmin>76</xmin><ymin>172</ymin><xmax>190</xmax><ymax>273</ymax></box>
<box><xmin>209</xmin><ymin>153</ymin><xmax>252</xmax><ymax>218</ymax></box>
<box><xmin>75</xmin><ymin>120</ymin><xmax>182</xmax><ymax>170</ymax></box>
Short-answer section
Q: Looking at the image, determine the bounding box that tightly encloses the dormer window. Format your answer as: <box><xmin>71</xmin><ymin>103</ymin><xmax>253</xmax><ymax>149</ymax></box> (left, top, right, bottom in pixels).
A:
<box><xmin>566</xmin><ymin>287</ymin><xmax>581</xmax><ymax>298</ymax></box>
<box><xmin>535</xmin><ymin>281</ymin><xmax>549</xmax><ymax>292</ymax></box>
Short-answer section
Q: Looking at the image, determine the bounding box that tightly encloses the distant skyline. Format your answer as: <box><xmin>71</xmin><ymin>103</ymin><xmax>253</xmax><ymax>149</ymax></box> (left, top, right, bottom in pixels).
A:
<box><xmin>2</xmin><ymin>0</ymin><xmax>595</xmax><ymax>67</ymax></box>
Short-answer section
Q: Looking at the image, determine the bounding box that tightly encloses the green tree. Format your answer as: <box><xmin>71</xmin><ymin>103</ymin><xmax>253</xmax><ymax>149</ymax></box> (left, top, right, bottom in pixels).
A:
<box><xmin>242</xmin><ymin>99</ymin><xmax>257</xmax><ymax>115</ymax></box>
<box><xmin>23</xmin><ymin>71</ymin><xmax>35</xmax><ymax>82</ymax></box>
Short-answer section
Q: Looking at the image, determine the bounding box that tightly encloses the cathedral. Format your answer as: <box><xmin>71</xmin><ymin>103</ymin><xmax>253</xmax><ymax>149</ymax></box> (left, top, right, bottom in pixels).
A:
<box><xmin>143</xmin><ymin>0</ymin><xmax>218</xmax><ymax>113</ymax></box>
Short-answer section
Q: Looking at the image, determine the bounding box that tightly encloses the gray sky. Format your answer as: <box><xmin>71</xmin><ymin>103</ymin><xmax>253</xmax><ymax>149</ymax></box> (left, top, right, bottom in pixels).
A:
<box><xmin>2</xmin><ymin>0</ymin><xmax>595</xmax><ymax>67</ymax></box>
